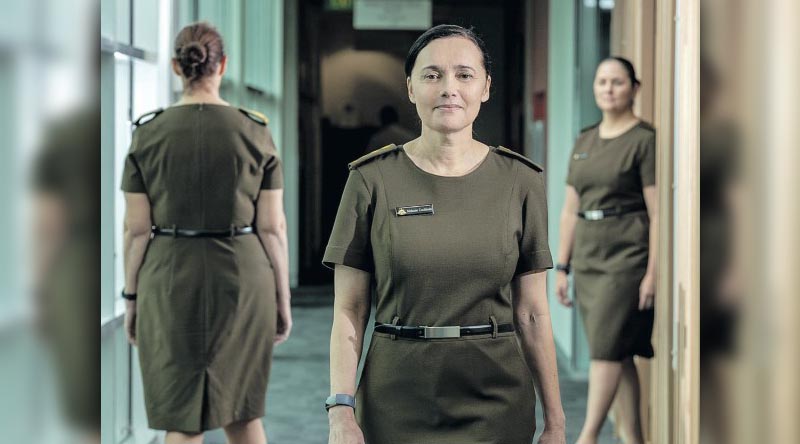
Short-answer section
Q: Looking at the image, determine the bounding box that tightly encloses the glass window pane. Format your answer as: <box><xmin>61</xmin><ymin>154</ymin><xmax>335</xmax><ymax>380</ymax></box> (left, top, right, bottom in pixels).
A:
<box><xmin>133</xmin><ymin>0</ymin><xmax>160</xmax><ymax>53</ymax></box>
<box><xmin>198</xmin><ymin>0</ymin><xmax>240</xmax><ymax>81</ymax></box>
<box><xmin>113</xmin><ymin>57</ymin><xmax>131</xmax><ymax>309</ymax></box>
<box><xmin>244</xmin><ymin>0</ymin><xmax>282</xmax><ymax>95</ymax></box>
<box><xmin>576</xmin><ymin>0</ymin><xmax>614</xmax><ymax>129</ymax></box>
<box><xmin>101</xmin><ymin>0</ymin><xmax>131</xmax><ymax>44</ymax></box>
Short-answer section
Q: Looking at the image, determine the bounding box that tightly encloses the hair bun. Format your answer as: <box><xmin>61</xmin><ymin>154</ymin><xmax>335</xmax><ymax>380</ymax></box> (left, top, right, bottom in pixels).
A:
<box><xmin>181</xmin><ymin>42</ymin><xmax>208</xmax><ymax>67</ymax></box>
<box><xmin>173</xmin><ymin>22</ymin><xmax>224</xmax><ymax>84</ymax></box>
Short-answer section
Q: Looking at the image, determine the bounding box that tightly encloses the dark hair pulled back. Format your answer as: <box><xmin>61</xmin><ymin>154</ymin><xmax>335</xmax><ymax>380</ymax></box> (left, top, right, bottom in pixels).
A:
<box><xmin>405</xmin><ymin>24</ymin><xmax>492</xmax><ymax>78</ymax></box>
<box><xmin>600</xmin><ymin>56</ymin><xmax>641</xmax><ymax>87</ymax></box>
<box><xmin>173</xmin><ymin>22</ymin><xmax>225</xmax><ymax>85</ymax></box>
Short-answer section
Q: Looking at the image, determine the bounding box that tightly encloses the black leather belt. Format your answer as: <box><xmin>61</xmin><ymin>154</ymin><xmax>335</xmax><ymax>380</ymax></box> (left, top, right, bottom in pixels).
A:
<box><xmin>578</xmin><ymin>203</ymin><xmax>647</xmax><ymax>221</ymax></box>
<box><xmin>374</xmin><ymin>322</ymin><xmax>514</xmax><ymax>339</ymax></box>
<box><xmin>151</xmin><ymin>226</ymin><xmax>255</xmax><ymax>238</ymax></box>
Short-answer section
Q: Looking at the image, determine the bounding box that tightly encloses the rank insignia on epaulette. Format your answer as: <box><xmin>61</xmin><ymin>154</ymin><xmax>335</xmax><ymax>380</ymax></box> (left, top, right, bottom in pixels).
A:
<box><xmin>133</xmin><ymin>108</ymin><xmax>164</xmax><ymax>127</ymax></box>
<box><xmin>239</xmin><ymin>108</ymin><xmax>268</xmax><ymax>126</ymax></box>
<box><xmin>348</xmin><ymin>144</ymin><xmax>400</xmax><ymax>170</ymax></box>
<box><xmin>494</xmin><ymin>146</ymin><xmax>544</xmax><ymax>172</ymax></box>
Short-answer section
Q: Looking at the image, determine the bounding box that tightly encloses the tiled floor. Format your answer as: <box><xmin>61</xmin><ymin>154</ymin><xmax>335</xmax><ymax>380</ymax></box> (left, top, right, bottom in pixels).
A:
<box><xmin>204</xmin><ymin>290</ymin><xmax>617</xmax><ymax>444</ymax></box>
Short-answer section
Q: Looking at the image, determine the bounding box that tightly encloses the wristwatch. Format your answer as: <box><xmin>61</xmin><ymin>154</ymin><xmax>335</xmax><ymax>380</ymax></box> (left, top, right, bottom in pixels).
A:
<box><xmin>121</xmin><ymin>289</ymin><xmax>137</xmax><ymax>301</ymax></box>
<box><xmin>325</xmin><ymin>394</ymin><xmax>356</xmax><ymax>412</ymax></box>
<box><xmin>555</xmin><ymin>263</ymin><xmax>571</xmax><ymax>275</ymax></box>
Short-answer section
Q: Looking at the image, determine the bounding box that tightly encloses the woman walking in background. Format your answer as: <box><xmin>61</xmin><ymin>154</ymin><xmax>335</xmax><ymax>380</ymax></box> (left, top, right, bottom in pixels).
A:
<box><xmin>121</xmin><ymin>22</ymin><xmax>291</xmax><ymax>444</ymax></box>
<box><xmin>556</xmin><ymin>57</ymin><xmax>657</xmax><ymax>444</ymax></box>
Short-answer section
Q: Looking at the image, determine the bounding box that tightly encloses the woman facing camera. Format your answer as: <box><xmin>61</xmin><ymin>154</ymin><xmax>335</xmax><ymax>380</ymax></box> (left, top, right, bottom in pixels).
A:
<box><xmin>325</xmin><ymin>24</ymin><xmax>566</xmax><ymax>444</ymax></box>
<box><xmin>121</xmin><ymin>22</ymin><xmax>291</xmax><ymax>444</ymax></box>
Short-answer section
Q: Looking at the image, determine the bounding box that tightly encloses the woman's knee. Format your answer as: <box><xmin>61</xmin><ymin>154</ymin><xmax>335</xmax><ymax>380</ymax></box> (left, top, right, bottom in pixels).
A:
<box><xmin>165</xmin><ymin>431</ymin><xmax>204</xmax><ymax>444</ymax></box>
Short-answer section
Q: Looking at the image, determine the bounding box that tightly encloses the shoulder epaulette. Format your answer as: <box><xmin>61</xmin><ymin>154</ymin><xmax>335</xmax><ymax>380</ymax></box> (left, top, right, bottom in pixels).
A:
<box><xmin>348</xmin><ymin>144</ymin><xmax>400</xmax><ymax>170</ymax></box>
<box><xmin>239</xmin><ymin>107</ymin><xmax>268</xmax><ymax>126</ymax></box>
<box><xmin>495</xmin><ymin>146</ymin><xmax>543</xmax><ymax>172</ymax></box>
<box><xmin>636</xmin><ymin>120</ymin><xmax>656</xmax><ymax>133</ymax></box>
<box><xmin>580</xmin><ymin>121</ymin><xmax>600</xmax><ymax>134</ymax></box>
<box><xmin>133</xmin><ymin>108</ymin><xmax>164</xmax><ymax>127</ymax></box>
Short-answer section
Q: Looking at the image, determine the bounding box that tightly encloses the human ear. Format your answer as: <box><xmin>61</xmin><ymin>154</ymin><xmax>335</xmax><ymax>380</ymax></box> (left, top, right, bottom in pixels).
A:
<box><xmin>481</xmin><ymin>75</ymin><xmax>491</xmax><ymax>102</ymax></box>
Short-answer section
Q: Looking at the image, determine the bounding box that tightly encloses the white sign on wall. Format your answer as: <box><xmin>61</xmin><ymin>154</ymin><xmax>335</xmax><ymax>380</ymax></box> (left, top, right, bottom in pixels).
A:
<box><xmin>353</xmin><ymin>0</ymin><xmax>433</xmax><ymax>31</ymax></box>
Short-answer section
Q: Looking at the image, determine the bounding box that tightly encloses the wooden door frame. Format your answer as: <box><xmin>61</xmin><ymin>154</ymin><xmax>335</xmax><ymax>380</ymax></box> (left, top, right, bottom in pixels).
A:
<box><xmin>652</xmin><ymin>0</ymin><xmax>676</xmax><ymax>443</ymax></box>
<box><xmin>673</xmin><ymin>0</ymin><xmax>701</xmax><ymax>442</ymax></box>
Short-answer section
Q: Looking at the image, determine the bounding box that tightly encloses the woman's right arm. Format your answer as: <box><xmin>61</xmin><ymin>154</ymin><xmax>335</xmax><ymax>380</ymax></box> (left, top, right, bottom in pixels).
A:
<box><xmin>255</xmin><ymin>189</ymin><xmax>293</xmax><ymax>345</ymax></box>
<box><xmin>556</xmin><ymin>186</ymin><xmax>579</xmax><ymax>307</ymax></box>
<box><xmin>328</xmin><ymin>264</ymin><xmax>371</xmax><ymax>444</ymax></box>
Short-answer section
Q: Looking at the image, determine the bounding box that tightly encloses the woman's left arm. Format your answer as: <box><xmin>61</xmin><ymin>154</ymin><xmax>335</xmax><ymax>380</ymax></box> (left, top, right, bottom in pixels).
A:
<box><xmin>639</xmin><ymin>185</ymin><xmax>658</xmax><ymax>310</ymax></box>
<box><xmin>123</xmin><ymin>192</ymin><xmax>152</xmax><ymax>346</ymax></box>
<box><xmin>513</xmin><ymin>271</ymin><xmax>566</xmax><ymax>442</ymax></box>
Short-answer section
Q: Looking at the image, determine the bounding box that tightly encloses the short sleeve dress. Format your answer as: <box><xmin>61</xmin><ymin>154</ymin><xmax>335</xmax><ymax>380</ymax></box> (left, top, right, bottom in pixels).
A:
<box><xmin>323</xmin><ymin>144</ymin><xmax>553</xmax><ymax>443</ymax></box>
<box><xmin>566</xmin><ymin>121</ymin><xmax>656</xmax><ymax>361</ymax></box>
<box><xmin>121</xmin><ymin>104</ymin><xmax>283</xmax><ymax>432</ymax></box>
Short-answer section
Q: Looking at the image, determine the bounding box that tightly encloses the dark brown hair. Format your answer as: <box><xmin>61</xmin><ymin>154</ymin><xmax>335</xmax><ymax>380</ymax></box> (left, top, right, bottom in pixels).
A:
<box><xmin>405</xmin><ymin>24</ymin><xmax>491</xmax><ymax>78</ymax></box>
<box><xmin>600</xmin><ymin>56</ymin><xmax>641</xmax><ymax>87</ymax></box>
<box><xmin>173</xmin><ymin>22</ymin><xmax>225</xmax><ymax>85</ymax></box>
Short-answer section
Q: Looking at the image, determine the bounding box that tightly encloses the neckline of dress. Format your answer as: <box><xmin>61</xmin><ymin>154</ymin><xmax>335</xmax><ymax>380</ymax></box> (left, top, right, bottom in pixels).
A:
<box><xmin>597</xmin><ymin>120</ymin><xmax>642</xmax><ymax>141</ymax></box>
<box><xmin>398</xmin><ymin>144</ymin><xmax>493</xmax><ymax>179</ymax></box>
<box><xmin>167</xmin><ymin>102</ymin><xmax>233</xmax><ymax>109</ymax></box>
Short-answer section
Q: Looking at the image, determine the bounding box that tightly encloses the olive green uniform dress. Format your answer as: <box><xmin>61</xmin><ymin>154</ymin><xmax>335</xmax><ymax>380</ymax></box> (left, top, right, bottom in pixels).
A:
<box><xmin>324</xmin><ymin>144</ymin><xmax>553</xmax><ymax>444</ymax></box>
<box><xmin>567</xmin><ymin>121</ymin><xmax>656</xmax><ymax>360</ymax></box>
<box><xmin>121</xmin><ymin>104</ymin><xmax>283</xmax><ymax>432</ymax></box>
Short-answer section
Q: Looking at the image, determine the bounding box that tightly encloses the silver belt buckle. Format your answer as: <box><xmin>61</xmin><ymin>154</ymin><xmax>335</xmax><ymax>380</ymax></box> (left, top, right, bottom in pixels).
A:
<box><xmin>422</xmin><ymin>326</ymin><xmax>461</xmax><ymax>339</ymax></box>
<box><xmin>583</xmin><ymin>209</ymin><xmax>605</xmax><ymax>221</ymax></box>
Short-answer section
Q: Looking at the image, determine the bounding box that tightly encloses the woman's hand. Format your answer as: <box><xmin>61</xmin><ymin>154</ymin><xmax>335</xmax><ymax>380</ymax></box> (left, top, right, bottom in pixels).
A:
<box><xmin>275</xmin><ymin>298</ymin><xmax>292</xmax><ymax>345</ymax></box>
<box><xmin>538</xmin><ymin>424</ymin><xmax>567</xmax><ymax>444</ymax></box>
<box><xmin>124</xmin><ymin>300</ymin><xmax>137</xmax><ymax>346</ymax></box>
<box><xmin>555</xmin><ymin>272</ymin><xmax>572</xmax><ymax>308</ymax></box>
<box><xmin>638</xmin><ymin>272</ymin><xmax>656</xmax><ymax>310</ymax></box>
<box><xmin>328</xmin><ymin>407</ymin><xmax>365</xmax><ymax>444</ymax></box>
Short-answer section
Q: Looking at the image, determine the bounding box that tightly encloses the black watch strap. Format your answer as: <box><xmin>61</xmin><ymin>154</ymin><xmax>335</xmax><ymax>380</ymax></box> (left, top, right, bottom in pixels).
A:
<box><xmin>325</xmin><ymin>394</ymin><xmax>355</xmax><ymax>412</ymax></box>
<box><xmin>555</xmin><ymin>263</ymin><xmax>571</xmax><ymax>274</ymax></box>
<box><xmin>121</xmin><ymin>289</ymin><xmax>137</xmax><ymax>301</ymax></box>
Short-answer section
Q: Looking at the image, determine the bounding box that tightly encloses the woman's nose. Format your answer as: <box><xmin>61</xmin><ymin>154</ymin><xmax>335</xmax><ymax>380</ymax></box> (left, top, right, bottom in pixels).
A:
<box><xmin>439</xmin><ymin>76</ymin><xmax>456</xmax><ymax>97</ymax></box>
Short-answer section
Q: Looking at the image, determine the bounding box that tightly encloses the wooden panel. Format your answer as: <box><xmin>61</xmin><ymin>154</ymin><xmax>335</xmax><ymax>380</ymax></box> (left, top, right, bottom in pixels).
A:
<box><xmin>674</xmin><ymin>0</ymin><xmax>700</xmax><ymax>442</ymax></box>
<box><xmin>765</xmin><ymin>1</ymin><xmax>800</xmax><ymax>442</ymax></box>
<box><xmin>651</xmin><ymin>0</ymin><xmax>676</xmax><ymax>443</ymax></box>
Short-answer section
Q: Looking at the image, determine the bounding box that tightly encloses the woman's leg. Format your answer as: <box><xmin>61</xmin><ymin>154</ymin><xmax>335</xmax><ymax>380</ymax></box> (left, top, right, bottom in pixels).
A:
<box><xmin>576</xmin><ymin>360</ymin><xmax>623</xmax><ymax>444</ymax></box>
<box><xmin>614</xmin><ymin>358</ymin><xmax>645</xmax><ymax>444</ymax></box>
<box><xmin>223</xmin><ymin>418</ymin><xmax>267</xmax><ymax>444</ymax></box>
<box><xmin>165</xmin><ymin>431</ymin><xmax>204</xmax><ymax>444</ymax></box>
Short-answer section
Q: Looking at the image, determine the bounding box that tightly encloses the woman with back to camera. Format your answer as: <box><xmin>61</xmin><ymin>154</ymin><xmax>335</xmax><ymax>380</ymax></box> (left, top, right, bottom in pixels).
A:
<box><xmin>121</xmin><ymin>22</ymin><xmax>291</xmax><ymax>444</ymax></box>
<box><xmin>556</xmin><ymin>57</ymin><xmax>657</xmax><ymax>444</ymax></box>
<box><xmin>325</xmin><ymin>24</ymin><xmax>566</xmax><ymax>444</ymax></box>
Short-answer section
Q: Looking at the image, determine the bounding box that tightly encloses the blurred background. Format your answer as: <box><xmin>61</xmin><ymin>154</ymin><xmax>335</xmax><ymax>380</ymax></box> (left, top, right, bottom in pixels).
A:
<box><xmin>0</xmin><ymin>0</ymin><xmax>795</xmax><ymax>443</ymax></box>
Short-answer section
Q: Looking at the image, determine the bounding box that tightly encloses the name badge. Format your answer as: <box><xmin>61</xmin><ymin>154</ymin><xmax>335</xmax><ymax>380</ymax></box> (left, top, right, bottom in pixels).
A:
<box><xmin>395</xmin><ymin>204</ymin><xmax>434</xmax><ymax>217</ymax></box>
<box><xmin>573</xmin><ymin>153</ymin><xmax>589</xmax><ymax>160</ymax></box>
